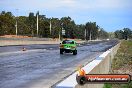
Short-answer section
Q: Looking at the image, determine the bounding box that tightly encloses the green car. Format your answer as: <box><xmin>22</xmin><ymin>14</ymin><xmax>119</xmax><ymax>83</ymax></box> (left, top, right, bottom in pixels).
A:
<box><xmin>60</xmin><ymin>40</ymin><xmax>77</xmax><ymax>55</ymax></box>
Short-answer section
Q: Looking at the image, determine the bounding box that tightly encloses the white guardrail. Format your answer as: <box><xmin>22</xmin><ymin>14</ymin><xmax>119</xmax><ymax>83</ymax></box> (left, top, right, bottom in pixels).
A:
<box><xmin>54</xmin><ymin>42</ymin><xmax>120</xmax><ymax>88</ymax></box>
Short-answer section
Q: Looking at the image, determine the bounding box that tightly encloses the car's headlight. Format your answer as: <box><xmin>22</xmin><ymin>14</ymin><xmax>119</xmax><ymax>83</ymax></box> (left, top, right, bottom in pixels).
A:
<box><xmin>71</xmin><ymin>46</ymin><xmax>76</xmax><ymax>49</ymax></box>
<box><xmin>59</xmin><ymin>45</ymin><xmax>64</xmax><ymax>48</ymax></box>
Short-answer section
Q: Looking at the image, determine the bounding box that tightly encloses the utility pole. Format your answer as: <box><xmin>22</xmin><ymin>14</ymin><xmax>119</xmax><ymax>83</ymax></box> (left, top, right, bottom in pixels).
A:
<box><xmin>37</xmin><ymin>11</ymin><xmax>39</xmax><ymax>37</ymax></box>
<box><xmin>15</xmin><ymin>20</ymin><xmax>17</xmax><ymax>35</ymax></box>
<box><xmin>60</xmin><ymin>22</ymin><xmax>64</xmax><ymax>41</ymax></box>
<box><xmin>89</xmin><ymin>30</ymin><xmax>91</xmax><ymax>40</ymax></box>
<box><xmin>59</xmin><ymin>31</ymin><xmax>61</xmax><ymax>42</ymax></box>
<box><xmin>50</xmin><ymin>18</ymin><xmax>52</xmax><ymax>35</ymax></box>
<box><xmin>98</xmin><ymin>29</ymin><xmax>101</xmax><ymax>40</ymax></box>
<box><xmin>85</xmin><ymin>28</ymin><xmax>87</xmax><ymax>41</ymax></box>
<box><xmin>15</xmin><ymin>9</ymin><xmax>18</xmax><ymax>35</ymax></box>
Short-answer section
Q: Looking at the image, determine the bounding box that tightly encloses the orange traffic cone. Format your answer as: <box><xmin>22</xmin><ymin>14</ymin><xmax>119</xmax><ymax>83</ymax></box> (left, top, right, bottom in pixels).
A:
<box><xmin>77</xmin><ymin>65</ymin><xmax>86</xmax><ymax>76</ymax></box>
<box><xmin>22</xmin><ymin>47</ymin><xmax>26</xmax><ymax>51</ymax></box>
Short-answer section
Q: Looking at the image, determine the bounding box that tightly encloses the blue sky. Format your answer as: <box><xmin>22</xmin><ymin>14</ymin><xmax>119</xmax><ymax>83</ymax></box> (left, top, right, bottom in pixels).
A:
<box><xmin>0</xmin><ymin>0</ymin><xmax>132</xmax><ymax>32</ymax></box>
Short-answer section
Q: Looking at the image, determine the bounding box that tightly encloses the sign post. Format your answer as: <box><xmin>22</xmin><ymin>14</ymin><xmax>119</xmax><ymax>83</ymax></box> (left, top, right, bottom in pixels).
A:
<box><xmin>62</xmin><ymin>29</ymin><xmax>65</xmax><ymax>35</ymax></box>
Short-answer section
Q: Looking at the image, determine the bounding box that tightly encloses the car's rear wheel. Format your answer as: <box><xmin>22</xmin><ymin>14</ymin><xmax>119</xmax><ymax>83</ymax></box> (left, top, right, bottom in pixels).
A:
<box><xmin>73</xmin><ymin>50</ymin><xmax>77</xmax><ymax>55</ymax></box>
<box><xmin>60</xmin><ymin>49</ymin><xmax>63</xmax><ymax>54</ymax></box>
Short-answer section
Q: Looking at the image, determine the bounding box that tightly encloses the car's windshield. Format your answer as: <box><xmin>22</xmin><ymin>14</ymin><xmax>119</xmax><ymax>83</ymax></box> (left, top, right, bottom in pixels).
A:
<box><xmin>62</xmin><ymin>40</ymin><xmax>74</xmax><ymax>44</ymax></box>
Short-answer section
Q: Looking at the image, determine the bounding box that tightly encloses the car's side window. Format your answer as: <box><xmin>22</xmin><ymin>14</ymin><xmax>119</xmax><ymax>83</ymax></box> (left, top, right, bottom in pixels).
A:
<box><xmin>62</xmin><ymin>41</ymin><xmax>66</xmax><ymax>44</ymax></box>
<box><xmin>71</xmin><ymin>41</ymin><xmax>74</xmax><ymax>44</ymax></box>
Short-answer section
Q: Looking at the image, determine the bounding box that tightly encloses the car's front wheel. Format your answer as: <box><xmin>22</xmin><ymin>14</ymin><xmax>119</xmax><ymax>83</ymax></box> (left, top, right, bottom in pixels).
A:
<box><xmin>60</xmin><ymin>49</ymin><xmax>63</xmax><ymax>54</ymax></box>
<box><xmin>73</xmin><ymin>50</ymin><xmax>77</xmax><ymax>55</ymax></box>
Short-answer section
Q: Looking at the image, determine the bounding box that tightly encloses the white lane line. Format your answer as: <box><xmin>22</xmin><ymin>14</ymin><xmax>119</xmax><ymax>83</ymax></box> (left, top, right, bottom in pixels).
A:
<box><xmin>0</xmin><ymin>49</ymin><xmax>47</xmax><ymax>56</ymax></box>
<box><xmin>49</xmin><ymin>48</ymin><xmax>53</xmax><ymax>50</ymax></box>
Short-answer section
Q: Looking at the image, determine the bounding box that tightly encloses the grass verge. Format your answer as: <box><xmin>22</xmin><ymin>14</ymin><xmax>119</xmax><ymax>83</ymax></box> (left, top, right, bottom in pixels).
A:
<box><xmin>104</xmin><ymin>40</ymin><xmax>132</xmax><ymax>88</ymax></box>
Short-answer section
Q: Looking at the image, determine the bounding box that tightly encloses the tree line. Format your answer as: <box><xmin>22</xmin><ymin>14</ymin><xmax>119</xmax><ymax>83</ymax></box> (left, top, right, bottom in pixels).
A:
<box><xmin>0</xmin><ymin>11</ymin><xmax>131</xmax><ymax>40</ymax></box>
<box><xmin>114</xmin><ymin>28</ymin><xmax>132</xmax><ymax>40</ymax></box>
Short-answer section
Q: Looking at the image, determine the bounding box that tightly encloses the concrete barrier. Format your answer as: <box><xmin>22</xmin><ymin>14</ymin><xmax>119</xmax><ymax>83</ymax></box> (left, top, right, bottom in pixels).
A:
<box><xmin>0</xmin><ymin>39</ymin><xmax>85</xmax><ymax>46</ymax></box>
<box><xmin>0</xmin><ymin>40</ymin><xmax>60</xmax><ymax>46</ymax></box>
<box><xmin>54</xmin><ymin>42</ymin><xmax>121</xmax><ymax>88</ymax></box>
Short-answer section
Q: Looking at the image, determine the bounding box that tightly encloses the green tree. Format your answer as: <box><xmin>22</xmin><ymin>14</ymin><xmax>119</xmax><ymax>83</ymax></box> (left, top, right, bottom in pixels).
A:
<box><xmin>0</xmin><ymin>11</ymin><xmax>110</xmax><ymax>40</ymax></box>
<box><xmin>60</xmin><ymin>16</ymin><xmax>76</xmax><ymax>38</ymax></box>
<box><xmin>27</xmin><ymin>12</ymin><xmax>36</xmax><ymax>36</ymax></box>
<box><xmin>108</xmin><ymin>32</ymin><xmax>115</xmax><ymax>39</ymax></box>
<box><xmin>17</xmin><ymin>16</ymin><xmax>30</xmax><ymax>36</ymax></box>
<box><xmin>74</xmin><ymin>24</ymin><xmax>85</xmax><ymax>39</ymax></box>
<box><xmin>115</xmin><ymin>30</ymin><xmax>123</xmax><ymax>39</ymax></box>
<box><xmin>50</xmin><ymin>18</ymin><xmax>61</xmax><ymax>38</ymax></box>
<box><xmin>122</xmin><ymin>28</ymin><xmax>132</xmax><ymax>40</ymax></box>
<box><xmin>0</xmin><ymin>11</ymin><xmax>15</xmax><ymax>35</ymax></box>
<box><xmin>38</xmin><ymin>15</ymin><xmax>51</xmax><ymax>38</ymax></box>
<box><xmin>98</xmin><ymin>28</ymin><xmax>109</xmax><ymax>39</ymax></box>
<box><xmin>85</xmin><ymin>22</ymin><xmax>98</xmax><ymax>40</ymax></box>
